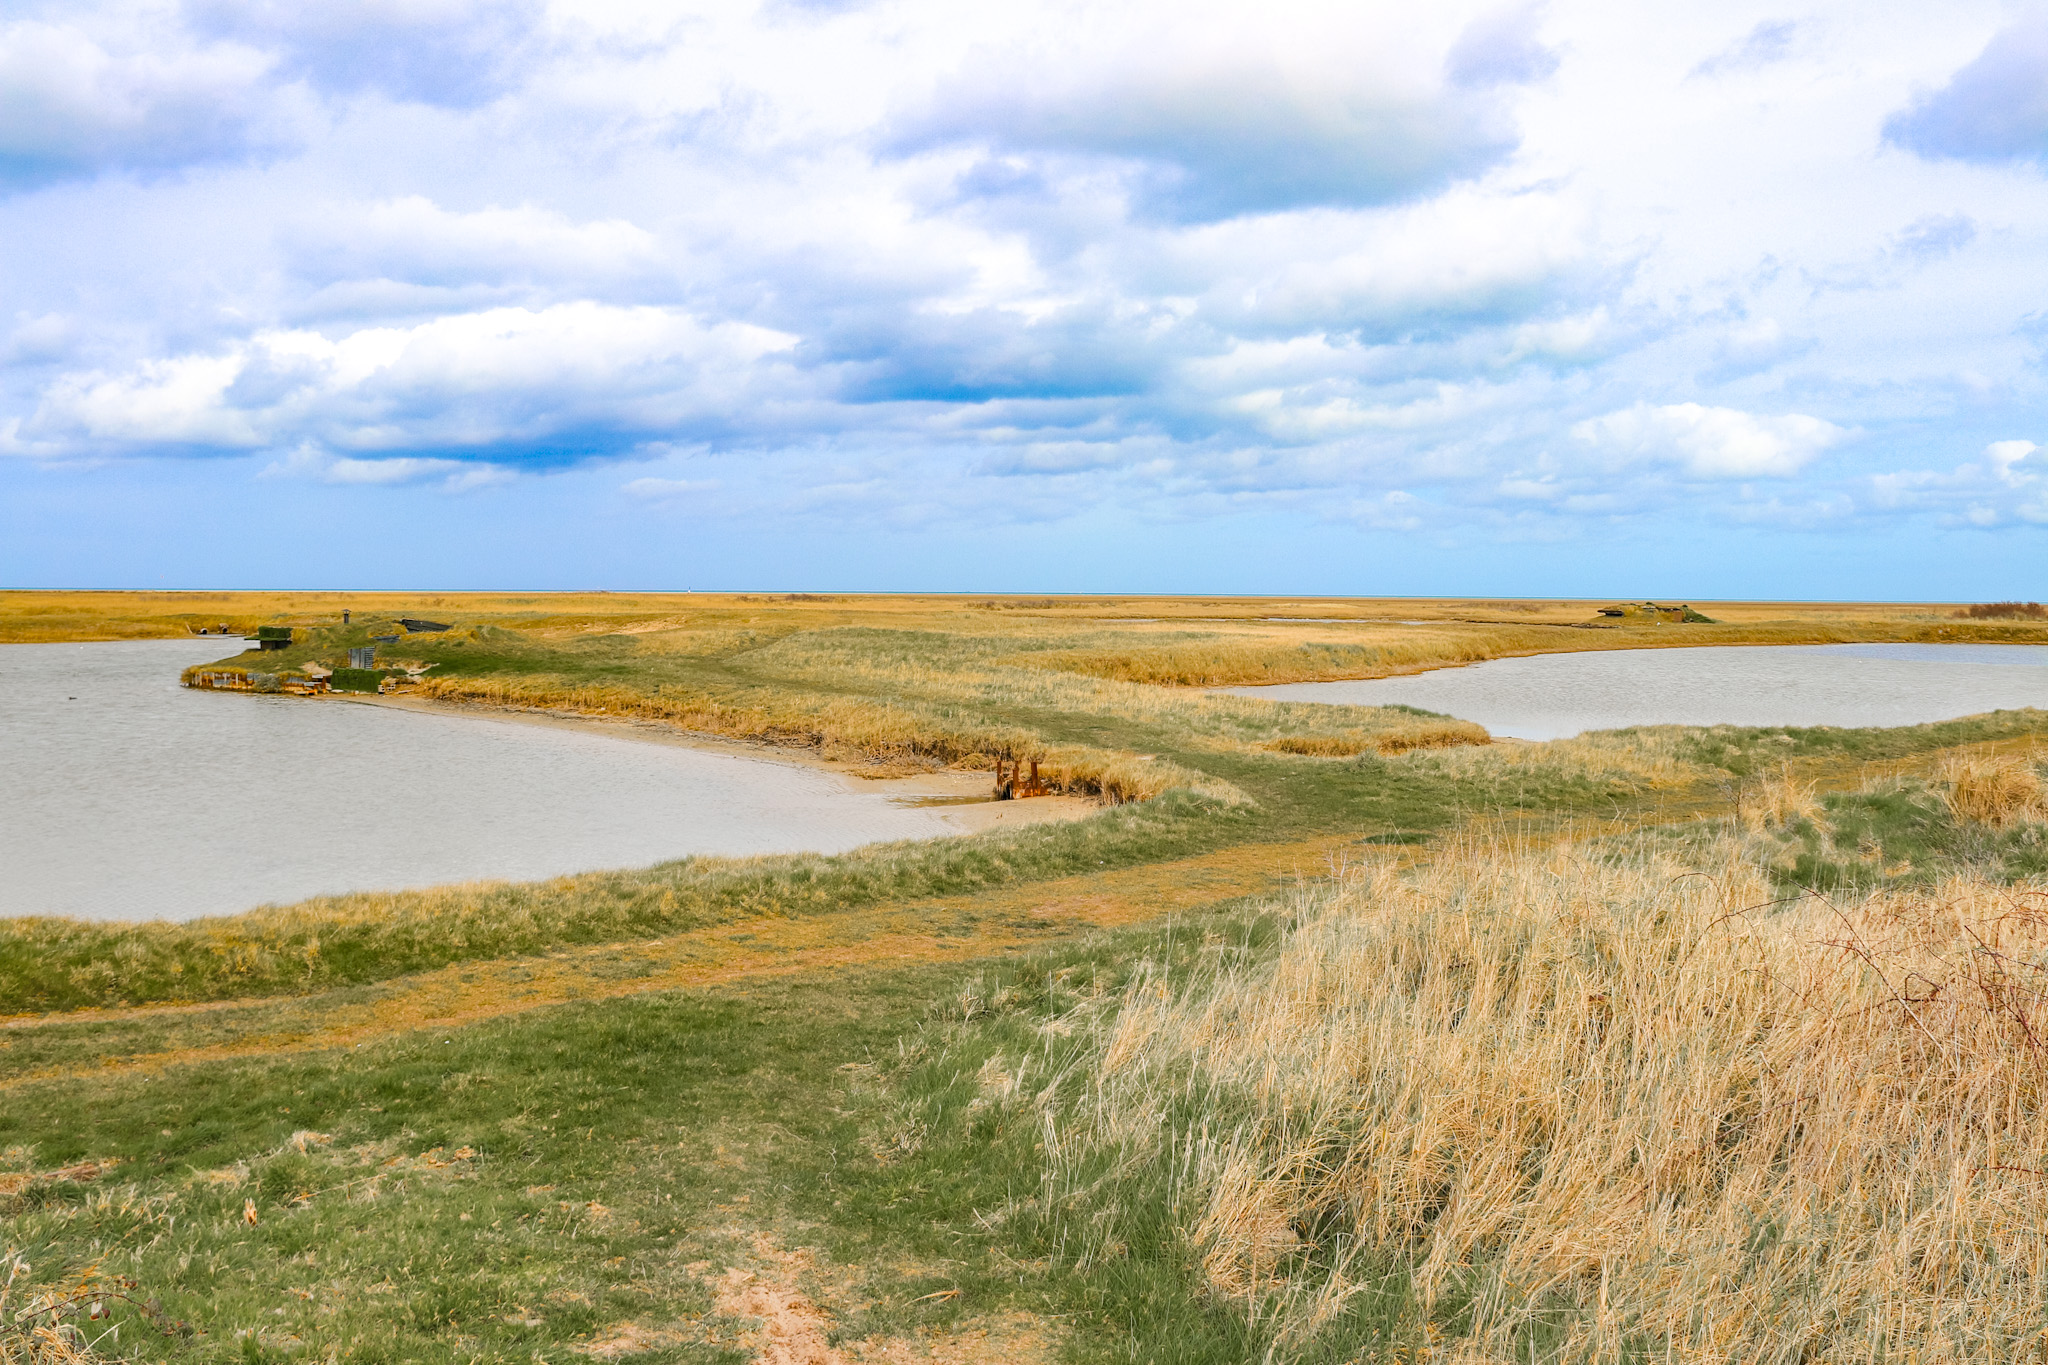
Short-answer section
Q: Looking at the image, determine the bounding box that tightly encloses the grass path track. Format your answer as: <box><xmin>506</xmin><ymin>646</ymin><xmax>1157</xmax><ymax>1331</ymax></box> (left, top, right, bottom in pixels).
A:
<box><xmin>0</xmin><ymin>834</ymin><xmax>1371</xmax><ymax>1086</ymax></box>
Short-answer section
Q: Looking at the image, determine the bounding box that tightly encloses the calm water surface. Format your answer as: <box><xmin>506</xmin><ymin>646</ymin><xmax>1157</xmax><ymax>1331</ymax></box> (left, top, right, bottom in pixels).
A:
<box><xmin>1223</xmin><ymin>643</ymin><xmax>2048</xmax><ymax>741</ymax></box>
<box><xmin>1</xmin><ymin>640</ymin><xmax>957</xmax><ymax>922</ymax></box>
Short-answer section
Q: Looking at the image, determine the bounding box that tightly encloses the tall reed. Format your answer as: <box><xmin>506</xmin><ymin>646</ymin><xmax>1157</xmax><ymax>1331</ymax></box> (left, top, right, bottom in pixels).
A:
<box><xmin>1009</xmin><ymin>841</ymin><xmax>2048</xmax><ymax>1360</ymax></box>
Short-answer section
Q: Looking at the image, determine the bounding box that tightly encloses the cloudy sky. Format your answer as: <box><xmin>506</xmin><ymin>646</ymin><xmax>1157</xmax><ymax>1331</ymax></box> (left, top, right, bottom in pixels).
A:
<box><xmin>3</xmin><ymin>0</ymin><xmax>2046</xmax><ymax>595</ymax></box>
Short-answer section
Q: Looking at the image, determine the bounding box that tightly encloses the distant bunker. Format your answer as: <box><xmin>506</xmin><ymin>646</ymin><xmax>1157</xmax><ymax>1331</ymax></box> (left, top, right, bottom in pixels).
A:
<box><xmin>1597</xmin><ymin>602</ymin><xmax>1715</xmax><ymax>624</ymax></box>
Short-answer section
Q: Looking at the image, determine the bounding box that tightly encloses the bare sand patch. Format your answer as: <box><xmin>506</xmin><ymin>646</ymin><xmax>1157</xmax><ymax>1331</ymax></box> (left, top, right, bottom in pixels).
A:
<box><xmin>704</xmin><ymin>1234</ymin><xmax>1055</xmax><ymax>1365</ymax></box>
<box><xmin>347</xmin><ymin>693</ymin><xmax>1096</xmax><ymax>835</ymax></box>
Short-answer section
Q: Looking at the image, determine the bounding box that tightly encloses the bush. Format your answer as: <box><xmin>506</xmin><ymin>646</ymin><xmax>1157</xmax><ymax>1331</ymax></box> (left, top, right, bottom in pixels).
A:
<box><xmin>1957</xmin><ymin>601</ymin><xmax>2048</xmax><ymax>620</ymax></box>
<box><xmin>329</xmin><ymin>668</ymin><xmax>385</xmax><ymax>693</ymax></box>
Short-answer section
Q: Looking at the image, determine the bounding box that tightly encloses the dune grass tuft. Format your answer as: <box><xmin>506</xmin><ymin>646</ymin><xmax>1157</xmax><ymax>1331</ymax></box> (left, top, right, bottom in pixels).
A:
<box><xmin>1740</xmin><ymin>764</ymin><xmax>1828</xmax><ymax>833</ymax></box>
<box><xmin>1942</xmin><ymin>752</ymin><xmax>2047</xmax><ymax>827</ymax></box>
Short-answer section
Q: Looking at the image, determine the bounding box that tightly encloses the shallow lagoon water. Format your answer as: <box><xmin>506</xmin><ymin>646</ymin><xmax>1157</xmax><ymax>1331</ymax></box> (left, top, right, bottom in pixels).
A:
<box><xmin>1</xmin><ymin>640</ymin><xmax>958</xmax><ymax>923</ymax></box>
<box><xmin>1223</xmin><ymin>643</ymin><xmax>2048</xmax><ymax>741</ymax></box>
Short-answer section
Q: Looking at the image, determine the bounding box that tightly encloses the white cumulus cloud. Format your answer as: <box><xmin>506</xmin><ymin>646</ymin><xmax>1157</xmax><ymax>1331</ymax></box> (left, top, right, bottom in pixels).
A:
<box><xmin>1573</xmin><ymin>403</ymin><xmax>1846</xmax><ymax>479</ymax></box>
<box><xmin>29</xmin><ymin>303</ymin><xmax>802</xmax><ymax>459</ymax></box>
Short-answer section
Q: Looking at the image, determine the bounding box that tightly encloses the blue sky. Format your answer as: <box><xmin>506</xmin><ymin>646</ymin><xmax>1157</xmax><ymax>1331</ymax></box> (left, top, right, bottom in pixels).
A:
<box><xmin>3</xmin><ymin>0</ymin><xmax>2046</xmax><ymax>596</ymax></box>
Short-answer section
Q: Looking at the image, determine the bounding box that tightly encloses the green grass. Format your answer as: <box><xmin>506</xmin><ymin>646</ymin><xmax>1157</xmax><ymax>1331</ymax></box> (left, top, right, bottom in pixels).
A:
<box><xmin>1745</xmin><ymin>779</ymin><xmax>2048</xmax><ymax>892</ymax></box>
<box><xmin>1674</xmin><ymin>710</ymin><xmax>2048</xmax><ymax>774</ymax></box>
<box><xmin>0</xmin><ymin>923</ymin><xmax>1287</xmax><ymax>1365</ymax></box>
<box><xmin>6</xmin><ymin>967</ymin><xmax>936</xmax><ymax>1363</ymax></box>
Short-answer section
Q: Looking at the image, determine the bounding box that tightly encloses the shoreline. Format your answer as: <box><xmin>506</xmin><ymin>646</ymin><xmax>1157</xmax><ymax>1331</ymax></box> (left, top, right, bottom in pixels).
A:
<box><xmin>338</xmin><ymin>690</ymin><xmax>1098</xmax><ymax>836</ymax></box>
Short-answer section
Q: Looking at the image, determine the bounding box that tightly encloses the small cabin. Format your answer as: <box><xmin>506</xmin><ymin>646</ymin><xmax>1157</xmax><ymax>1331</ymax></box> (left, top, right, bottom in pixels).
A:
<box><xmin>254</xmin><ymin>625</ymin><xmax>293</xmax><ymax>651</ymax></box>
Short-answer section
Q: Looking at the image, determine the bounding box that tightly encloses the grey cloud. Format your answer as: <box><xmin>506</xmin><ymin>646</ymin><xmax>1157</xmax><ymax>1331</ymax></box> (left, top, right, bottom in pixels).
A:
<box><xmin>1691</xmin><ymin>20</ymin><xmax>1797</xmax><ymax>78</ymax></box>
<box><xmin>1884</xmin><ymin>18</ymin><xmax>2048</xmax><ymax>164</ymax></box>
<box><xmin>1446</xmin><ymin>7</ymin><xmax>1559</xmax><ymax>88</ymax></box>
<box><xmin>816</xmin><ymin>304</ymin><xmax>1182</xmax><ymax>405</ymax></box>
<box><xmin>1889</xmin><ymin>213</ymin><xmax>1976</xmax><ymax>263</ymax></box>
<box><xmin>892</xmin><ymin>64</ymin><xmax>1518</xmax><ymax>223</ymax></box>
<box><xmin>186</xmin><ymin>0</ymin><xmax>548</xmax><ymax>109</ymax></box>
<box><xmin>0</xmin><ymin>17</ymin><xmax>302</xmax><ymax>191</ymax></box>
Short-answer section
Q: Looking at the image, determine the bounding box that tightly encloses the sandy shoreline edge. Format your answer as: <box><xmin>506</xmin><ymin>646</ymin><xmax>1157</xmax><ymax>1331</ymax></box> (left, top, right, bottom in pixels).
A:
<box><xmin>342</xmin><ymin>691</ymin><xmax>1098</xmax><ymax>836</ymax></box>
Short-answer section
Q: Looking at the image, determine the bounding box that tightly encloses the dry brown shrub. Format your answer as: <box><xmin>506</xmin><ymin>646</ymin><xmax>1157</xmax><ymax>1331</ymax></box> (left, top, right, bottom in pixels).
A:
<box><xmin>1373</xmin><ymin>721</ymin><xmax>1490</xmax><ymax>754</ymax></box>
<box><xmin>1956</xmin><ymin>601</ymin><xmax>2048</xmax><ymax>620</ymax></box>
<box><xmin>1943</xmin><ymin>753</ymin><xmax>2047</xmax><ymax>827</ymax></box>
<box><xmin>1040</xmin><ymin>842</ymin><xmax>2048</xmax><ymax>1360</ymax></box>
<box><xmin>1262</xmin><ymin>734</ymin><xmax>1371</xmax><ymax>757</ymax></box>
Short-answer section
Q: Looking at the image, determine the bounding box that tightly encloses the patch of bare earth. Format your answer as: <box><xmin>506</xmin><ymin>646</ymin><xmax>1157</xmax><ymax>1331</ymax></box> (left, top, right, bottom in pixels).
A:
<box><xmin>579</xmin><ymin>1235</ymin><xmax>1054</xmax><ymax>1364</ymax></box>
<box><xmin>574</xmin><ymin>1322</ymin><xmax>692</xmax><ymax>1359</ymax></box>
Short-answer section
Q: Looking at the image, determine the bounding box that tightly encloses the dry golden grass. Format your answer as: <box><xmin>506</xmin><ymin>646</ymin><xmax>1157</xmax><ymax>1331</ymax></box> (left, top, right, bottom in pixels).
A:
<box><xmin>408</xmin><ymin>673</ymin><xmax>1241</xmax><ymax>804</ymax></box>
<box><xmin>9</xmin><ymin>587</ymin><xmax>2041</xmax><ymax>653</ymax></box>
<box><xmin>1020</xmin><ymin>840</ymin><xmax>2048</xmax><ymax>1360</ymax></box>
<box><xmin>1025</xmin><ymin>630</ymin><xmax>1548</xmax><ymax>686</ymax></box>
<box><xmin>1942</xmin><ymin>753</ymin><xmax>2048</xmax><ymax>827</ymax></box>
<box><xmin>1740</xmin><ymin>765</ymin><xmax>1828</xmax><ymax>833</ymax></box>
<box><xmin>0</xmin><ymin>1241</ymin><xmax>160</xmax><ymax>1364</ymax></box>
<box><xmin>1262</xmin><ymin>720</ymin><xmax>1489</xmax><ymax>757</ymax></box>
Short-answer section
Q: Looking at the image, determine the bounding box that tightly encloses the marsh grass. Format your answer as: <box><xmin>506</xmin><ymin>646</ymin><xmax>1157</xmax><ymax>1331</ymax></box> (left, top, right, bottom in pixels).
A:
<box><xmin>1021</xmin><ymin>618</ymin><xmax>2048</xmax><ymax>687</ymax></box>
<box><xmin>1942</xmin><ymin>752</ymin><xmax>2048</xmax><ymax>827</ymax></box>
<box><xmin>944</xmin><ymin>839</ymin><xmax>2048</xmax><ymax>1362</ymax></box>
<box><xmin>1262</xmin><ymin>720</ymin><xmax>1488</xmax><ymax>757</ymax></box>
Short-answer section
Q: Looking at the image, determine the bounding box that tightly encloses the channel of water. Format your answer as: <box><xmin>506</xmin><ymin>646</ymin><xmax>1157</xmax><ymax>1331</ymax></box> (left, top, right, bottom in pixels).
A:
<box><xmin>1</xmin><ymin>640</ymin><xmax>961</xmax><ymax>923</ymax></box>
<box><xmin>1221</xmin><ymin>643</ymin><xmax>2048</xmax><ymax>741</ymax></box>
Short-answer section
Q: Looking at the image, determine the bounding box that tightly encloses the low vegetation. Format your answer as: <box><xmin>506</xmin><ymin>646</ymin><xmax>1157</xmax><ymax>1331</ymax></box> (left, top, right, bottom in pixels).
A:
<box><xmin>1956</xmin><ymin>600</ymin><xmax>2048</xmax><ymax>620</ymax></box>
